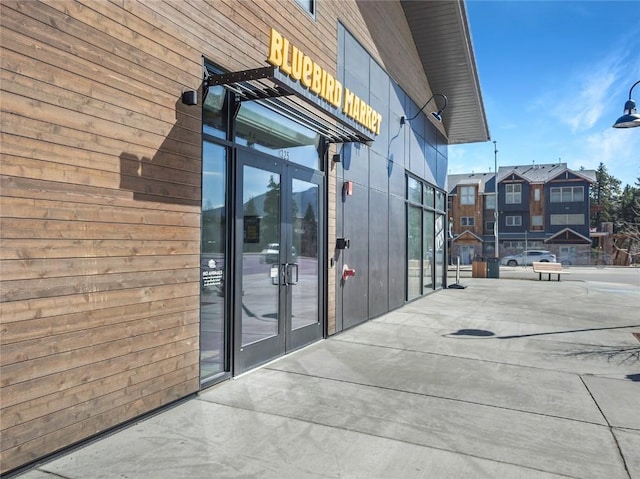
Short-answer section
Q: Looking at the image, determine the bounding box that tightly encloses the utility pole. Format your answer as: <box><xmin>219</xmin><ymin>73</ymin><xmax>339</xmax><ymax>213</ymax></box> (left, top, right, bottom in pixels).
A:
<box><xmin>493</xmin><ymin>141</ymin><xmax>499</xmax><ymax>258</ymax></box>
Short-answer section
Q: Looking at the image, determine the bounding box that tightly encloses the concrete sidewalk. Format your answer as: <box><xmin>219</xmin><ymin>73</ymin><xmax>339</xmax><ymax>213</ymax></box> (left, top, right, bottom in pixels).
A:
<box><xmin>15</xmin><ymin>277</ymin><xmax>640</xmax><ymax>479</ymax></box>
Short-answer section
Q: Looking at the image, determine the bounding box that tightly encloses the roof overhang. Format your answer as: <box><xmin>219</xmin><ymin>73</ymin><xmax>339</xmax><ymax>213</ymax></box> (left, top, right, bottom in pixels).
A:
<box><xmin>545</xmin><ymin>228</ymin><xmax>592</xmax><ymax>244</ymax></box>
<box><xmin>205</xmin><ymin>66</ymin><xmax>374</xmax><ymax>144</ymax></box>
<box><xmin>453</xmin><ymin>230</ymin><xmax>484</xmax><ymax>242</ymax></box>
<box><xmin>401</xmin><ymin>0</ymin><xmax>490</xmax><ymax>144</ymax></box>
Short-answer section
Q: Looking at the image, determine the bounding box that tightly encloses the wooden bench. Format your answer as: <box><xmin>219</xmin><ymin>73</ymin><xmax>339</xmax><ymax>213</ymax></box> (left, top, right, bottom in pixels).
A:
<box><xmin>532</xmin><ymin>262</ymin><xmax>569</xmax><ymax>281</ymax></box>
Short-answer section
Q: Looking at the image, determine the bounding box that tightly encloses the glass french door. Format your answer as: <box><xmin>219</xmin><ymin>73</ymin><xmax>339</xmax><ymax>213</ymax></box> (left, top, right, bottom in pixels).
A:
<box><xmin>234</xmin><ymin>150</ymin><xmax>322</xmax><ymax>373</ymax></box>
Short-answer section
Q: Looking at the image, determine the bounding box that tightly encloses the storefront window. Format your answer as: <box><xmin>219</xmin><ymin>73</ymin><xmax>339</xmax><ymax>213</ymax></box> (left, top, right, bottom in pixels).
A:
<box><xmin>407</xmin><ymin>205</ymin><xmax>422</xmax><ymax>300</ymax></box>
<box><xmin>200</xmin><ymin>142</ymin><xmax>227</xmax><ymax>383</ymax></box>
<box><xmin>423</xmin><ymin>210</ymin><xmax>435</xmax><ymax>290</ymax></box>
<box><xmin>407</xmin><ymin>175</ymin><xmax>443</xmax><ymax>299</ymax></box>
<box><xmin>408</xmin><ymin>177</ymin><xmax>422</xmax><ymax>204</ymax></box>
<box><xmin>435</xmin><ymin>214</ymin><xmax>445</xmax><ymax>289</ymax></box>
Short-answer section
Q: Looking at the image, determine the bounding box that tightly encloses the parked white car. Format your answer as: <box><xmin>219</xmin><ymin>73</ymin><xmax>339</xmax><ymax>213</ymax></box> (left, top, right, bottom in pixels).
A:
<box><xmin>501</xmin><ymin>250</ymin><xmax>556</xmax><ymax>266</ymax></box>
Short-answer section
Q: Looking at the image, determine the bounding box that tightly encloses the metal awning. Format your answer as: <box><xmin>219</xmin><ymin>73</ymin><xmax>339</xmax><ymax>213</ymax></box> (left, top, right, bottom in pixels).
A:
<box><xmin>204</xmin><ymin>66</ymin><xmax>374</xmax><ymax>144</ymax></box>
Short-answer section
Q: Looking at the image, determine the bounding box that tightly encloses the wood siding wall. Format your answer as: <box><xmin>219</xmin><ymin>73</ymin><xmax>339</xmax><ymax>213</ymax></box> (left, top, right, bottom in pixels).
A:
<box><xmin>1</xmin><ymin>0</ymin><xmax>430</xmax><ymax>473</ymax></box>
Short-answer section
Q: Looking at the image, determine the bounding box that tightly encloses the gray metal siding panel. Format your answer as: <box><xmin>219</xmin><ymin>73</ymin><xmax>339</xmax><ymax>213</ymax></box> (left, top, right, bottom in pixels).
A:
<box><xmin>342</xmin><ymin>182</ymin><xmax>370</xmax><ymax>329</ymax></box>
<box><xmin>370</xmin><ymin>150</ymin><xmax>389</xmax><ymax>194</ymax></box>
<box><xmin>388</xmin><ymin>160</ymin><xmax>405</xmax><ymax>197</ymax></box>
<box><xmin>343</xmin><ymin>143</ymin><xmax>370</xmax><ymax>187</ymax></box>
<box><xmin>388</xmin><ymin>194</ymin><xmax>406</xmax><ymax>309</ymax></box>
<box><xmin>368</xmin><ymin>189</ymin><xmax>390</xmax><ymax>318</ymax></box>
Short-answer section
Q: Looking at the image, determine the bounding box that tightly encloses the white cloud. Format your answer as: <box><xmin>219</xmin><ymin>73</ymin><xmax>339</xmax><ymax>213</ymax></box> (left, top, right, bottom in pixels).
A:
<box><xmin>571</xmin><ymin>127</ymin><xmax>640</xmax><ymax>185</ymax></box>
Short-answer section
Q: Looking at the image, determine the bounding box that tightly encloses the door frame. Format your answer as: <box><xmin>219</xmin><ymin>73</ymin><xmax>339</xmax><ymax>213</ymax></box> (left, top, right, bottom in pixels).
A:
<box><xmin>232</xmin><ymin>148</ymin><xmax>325</xmax><ymax>374</ymax></box>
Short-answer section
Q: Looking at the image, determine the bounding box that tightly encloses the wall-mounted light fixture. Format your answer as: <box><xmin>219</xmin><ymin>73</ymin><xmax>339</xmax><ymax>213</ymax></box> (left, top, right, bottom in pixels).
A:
<box><xmin>332</xmin><ymin>153</ymin><xmax>341</xmax><ymax>163</ymax></box>
<box><xmin>612</xmin><ymin>80</ymin><xmax>640</xmax><ymax>128</ymax></box>
<box><xmin>400</xmin><ymin>93</ymin><xmax>448</xmax><ymax>126</ymax></box>
<box><xmin>181</xmin><ymin>90</ymin><xmax>198</xmax><ymax>106</ymax></box>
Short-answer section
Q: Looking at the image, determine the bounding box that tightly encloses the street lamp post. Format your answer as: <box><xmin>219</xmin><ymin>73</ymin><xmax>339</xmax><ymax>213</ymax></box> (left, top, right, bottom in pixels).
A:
<box><xmin>493</xmin><ymin>141</ymin><xmax>499</xmax><ymax>259</ymax></box>
<box><xmin>612</xmin><ymin>80</ymin><xmax>640</xmax><ymax>128</ymax></box>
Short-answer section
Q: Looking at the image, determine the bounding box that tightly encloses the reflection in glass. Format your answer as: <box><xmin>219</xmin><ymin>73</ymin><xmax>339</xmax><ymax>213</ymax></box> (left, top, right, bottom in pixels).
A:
<box><xmin>423</xmin><ymin>210</ymin><xmax>435</xmax><ymax>290</ymax></box>
<box><xmin>424</xmin><ymin>185</ymin><xmax>435</xmax><ymax>208</ymax></box>
<box><xmin>408</xmin><ymin>177</ymin><xmax>422</xmax><ymax>204</ymax></box>
<box><xmin>241</xmin><ymin>166</ymin><xmax>280</xmax><ymax>346</ymax></box>
<box><xmin>203</xmin><ymin>85</ymin><xmax>227</xmax><ymax>140</ymax></box>
<box><xmin>236</xmin><ymin>102</ymin><xmax>321</xmax><ymax>170</ymax></box>
<box><xmin>435</xmin><ymin>214</ymin><xmax>445</xmax><ymax>289</ymax></box>
<box><xmin>435</xmin><ymin>190</ymin><xmax>445</xmax><ymax>211</ymax></box>
<box><xmin>291</xmin><ymin>179</ymin><xmax>319</xmax><ymax>330</ymax></box>
<box><xmin>200</xmin><ymin>142</ymin><xmax>226</xmax><ymax>382</ymax></box>
<box><xmin>408</xmin><ymin>205</ymin><xmax>422</xmax><ymax>299</ymax></box>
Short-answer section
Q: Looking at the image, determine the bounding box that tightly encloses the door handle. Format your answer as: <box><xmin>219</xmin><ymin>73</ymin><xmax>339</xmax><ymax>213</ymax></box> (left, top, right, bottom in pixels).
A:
<box><xmin>286</xmin><ymin>263</ymin><xmax>299</xmax><ymax>285</ymax></box>
<box><xmin>270</xmin><ymin>264</ymin><xmax>285</xmax><ymax>286</ymax></box>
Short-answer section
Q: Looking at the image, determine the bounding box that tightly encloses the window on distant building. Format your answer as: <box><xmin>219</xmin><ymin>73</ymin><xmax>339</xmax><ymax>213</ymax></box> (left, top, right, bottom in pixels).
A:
<box><xmin>531</xmin><ymin>215</ymin><xmax>543</xmax><ymax>227</ymax></box>
<box><xmin>534</xmin><ymin>188</ymin><xmax>541</xmax><ymax>201</ymax></box>
<box><xmin>550</xmin><ymin>214</ymin><xmax>585</xmax><ymax>225</ymax></box>
<box><xmin>460</xmin><ymin>186</ymin><xmax>475</xmax><ymax>205</ymax></box>
<box><xmin>461</xmin><ymin>217</ymin><xmax>474</xmax><ymax>227</ymax></box>
<box><xmin>485</xmin><ymin>221</ymin><xmax>495</xmax><ymax>233</ymax></box>
<box><xmin>485</xmin><ymin>193</ymin><xmax>496</xmax><ymax>210</ymax></box>
<box><xmin>550</xmin><ymin>186</ymin><xmax>584</xmax><ymax>203</ymax></box>
<box><xmin>504</xmin><ymin>241</ymin><xmax>521</xmax><ymax>249</ymax></box>
<box><xmin>506</xmin><ymin>215</ymin><xmax>522</xmax><ymax>226</ymax></box>
<box><xmin>505</xmin><ymin>184</ymin><xmax>522</xmax><ymax>204</ymax></box>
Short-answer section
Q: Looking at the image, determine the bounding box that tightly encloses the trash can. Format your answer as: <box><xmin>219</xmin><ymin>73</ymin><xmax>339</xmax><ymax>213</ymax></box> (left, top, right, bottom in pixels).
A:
<box><xmin>486</xmin><ymin>257</ymin><xmax>500</xmax><ymax>278</ymax></box>
<box><xmin>472</xmin><ymin>259</ymin><xmax>487</xmax><ymax>278</ymax></box>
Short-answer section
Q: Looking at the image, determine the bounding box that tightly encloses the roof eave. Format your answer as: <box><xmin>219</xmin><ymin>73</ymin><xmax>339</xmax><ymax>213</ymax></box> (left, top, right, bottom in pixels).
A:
<box><xmin>401</xmin><ymin>0</ymin><xmax>490</xmax><ymax>145</ymax></box>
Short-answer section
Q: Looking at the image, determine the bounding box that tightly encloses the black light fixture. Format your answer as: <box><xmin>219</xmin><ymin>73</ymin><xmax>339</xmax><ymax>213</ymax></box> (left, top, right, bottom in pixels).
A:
<box><xmin>181</xmin><ymin>90</ymin><xmax>198</xmax><ymax>106</ymax></box>
<box><xmin>612</xmin><ymin>80</ymin><xmax>640</xmax><ymax>128</ymax></box>
<box><xmin>400</xmin><ymin>93</ymin><xmax>448</xmax><ymax>126</ymax></box>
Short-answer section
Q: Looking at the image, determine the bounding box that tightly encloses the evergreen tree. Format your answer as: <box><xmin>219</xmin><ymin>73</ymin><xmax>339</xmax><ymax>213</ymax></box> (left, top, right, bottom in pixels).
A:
<box><xmin>590</xmin><ymin>162</ymin><xmax>621</xmax><ymax>228</ymax></box>
<box><xmin>262</xmin><ymin>175</ymin><xmax>280</xmax><ymax>246</ymax></box>
<box><xmin>301</xmin><ymin>202</ymin><xmax>318</xmax><ymax>257</ymax></box>
<box><xmin>618</xmin><ymin>182</ymin><xmax>640</xmax><ymax>228</ymax></box>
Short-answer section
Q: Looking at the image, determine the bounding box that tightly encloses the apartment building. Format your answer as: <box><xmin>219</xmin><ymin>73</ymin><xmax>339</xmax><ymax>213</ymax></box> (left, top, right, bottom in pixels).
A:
<box><xmin>448</xmin><ymin>163</ymin><xmax>596</xmax><ymax>264</ymax></box>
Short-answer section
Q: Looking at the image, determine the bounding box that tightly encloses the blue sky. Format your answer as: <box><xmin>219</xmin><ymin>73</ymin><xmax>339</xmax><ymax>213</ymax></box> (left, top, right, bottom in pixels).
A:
<box><xmin>449</xmin><ymin>0</ymin><xmax>640</xmax><ymax>188</ymax></box>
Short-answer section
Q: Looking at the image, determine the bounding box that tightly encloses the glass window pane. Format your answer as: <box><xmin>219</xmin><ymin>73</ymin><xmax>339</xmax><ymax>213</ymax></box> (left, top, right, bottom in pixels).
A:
<box><xmin>573</xmin><ymin>186</ymin><xmax>583</xmax><ymax>201</ymax></box>
<box><xmin>236</xmin><ymin>102</ymin><xmax>321</xmax><ymax>170</ymax></box>
<box><xmin>485</xmin><ymin>194</ymin><xmax>496</xmax><ymax>209</ymax></box>
<box><xmin>201</xmin><ymin>142</ymin><xmax>227</xmax><ymax>382</ymax></box>
<box><xmin>203</xmin><ymin>85</ymin><xmax>227</xmax><ymax>140</ymax></box>
<box><xmin>424</xmin><ymin>185</ymin><xmax>435</xmax><ymax>208</ymax></box>
<box><xmin>242</xmin><ymin>166</ymin><xmax>280</xmax><ymax>346</ymax></box>
<box><xmin>408</xmin><ymin>205</ymin><xmax>422</xmax><ymax>299</ymax></box>
<box><xmin>423</xmin><ymin>210</ymin><xmax>434</xmax><ymax>290</ymax></box>
<box><xmin>295</xmin><ymin>0</ymin><xmax>315</xmax><ymax>14</ymax></box>
<box><xmin>460</xmin><ymin>186</ymin><xmax>474</xmax><ymax>205</ymax></box>
<box><xmin>435</xmin><ymin>215</ymin><xmax>445</xmax><ymax>289</ymax></box>
<box><xmin>436</xmin><ymin>190</ymin><xmax>445</xmax><ymax>210</ymax></box>
<box><xmin>408</xmin><ymin>177</ymin><xmax>422</xmax><ymax>203</ymax></box>
<box><xmin>291</xmin><ymin>179</ymin><xmax>319</xmax><ymax>331</ymax></box>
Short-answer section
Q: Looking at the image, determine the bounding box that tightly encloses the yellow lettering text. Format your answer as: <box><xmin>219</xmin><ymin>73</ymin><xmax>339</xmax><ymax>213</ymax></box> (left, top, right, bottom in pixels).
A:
<box><xmin>301</xmin><ymin>56</ymin><xmax>313</xmax><ymax>88</ymax></box>
<box><xmin>333</xmin><ymin>81</ymin><xmax>343</xmax><ymax>108</ymax></box>
<box><xmin>280</xmin><ymin>38</ymin><xmax>292</xmax><ymax>75</ymax></box>
<box><xmin>290</xmin><ymin>46</ymin><xmax>303</xmax><ymax>81</ymax></box>
<box><xmin>311</xmin><ymin>62</ymin><xmax>322</xmax><ymax>94</ymax></box>
<box><xmin>267</xmin><ymin>28</ymin><xmax>283</xmax><ymax>67</ymax></box>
